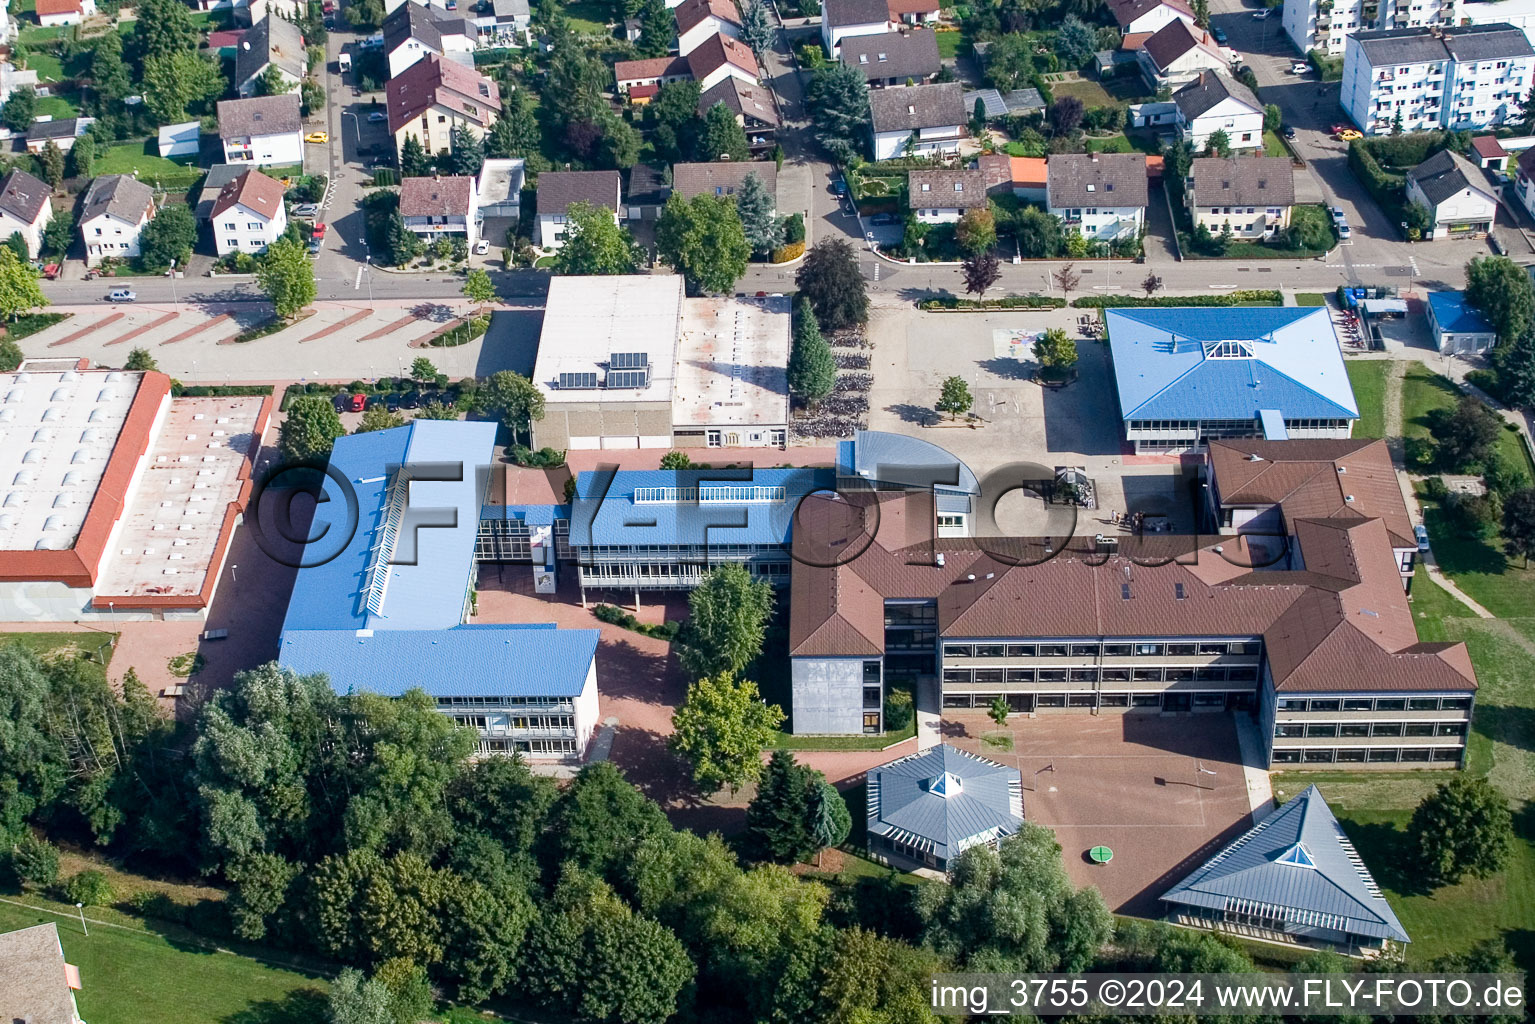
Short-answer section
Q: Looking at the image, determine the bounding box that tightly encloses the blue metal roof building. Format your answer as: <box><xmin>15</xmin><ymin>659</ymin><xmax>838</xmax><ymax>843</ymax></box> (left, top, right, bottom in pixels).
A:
<box><xmin>1162</xmin><ymin>785</ymin><xmax>1409</xmax><ymax>952</ymax></box>
<box><xmin>866</xmin><ymin>744</ymin><xmax>1024</xmax><ymax>871</ymax></box>
<box><xmin>1105</xmin><ymin>307</ymin><xmax>1359</xmax><ymax>453</ymax></box>
<box><xmin>1425</xmin><ymin>291</ymin><xmax>1497</xmax><ymax>356</ymax></box>
<box><xmin>277</xmin><ymin>422</ymin><xmax>600</xmax><ymax>757</ymax></box>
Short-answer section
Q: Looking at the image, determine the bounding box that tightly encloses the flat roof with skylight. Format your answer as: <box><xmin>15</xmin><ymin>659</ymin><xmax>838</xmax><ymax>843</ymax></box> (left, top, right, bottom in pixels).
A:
<box><xmin>673</xmin><ymin>295</ymin><xmax>790</xmax><ymax>432</ymax></box>
<box><xmin>532</xmin><ymin>275</ymin><xmax>684</xmax><ymax>407</ymax></box>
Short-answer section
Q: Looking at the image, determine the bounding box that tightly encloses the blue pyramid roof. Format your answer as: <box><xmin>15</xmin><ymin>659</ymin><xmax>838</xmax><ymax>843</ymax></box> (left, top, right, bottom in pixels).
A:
<box><xmin>867</xmin><ymin>744</ymin><xmax>1023</xmax><ymax>862</ymax></box>
<box><xmin>1106</xmin><ymin>307</ymin><xmax>1360</xmax><ymax>423</ymax></box>
<box><xmin>1162</xmin><ymin>785</ymin><xmax>1408</xmax><ymax>943</ymax></box>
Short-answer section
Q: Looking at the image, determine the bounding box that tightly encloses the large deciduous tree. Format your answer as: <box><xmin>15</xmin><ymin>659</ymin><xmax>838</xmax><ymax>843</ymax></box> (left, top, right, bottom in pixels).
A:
<box><xmin>962</xmin><ymin>250</ymin><xmax>1001</xmax><ymax>301</ymax></box>
<box><xmin>656</xmin><ymin>193</ymin><xmax>749</xmax><ymax>295</ymax></box>
<box><xmin>1408</xmin><ymin>775</ymin><xmax>1514</xmax><ymax>885</ymax></box>
<box><xmin>669</xmin><ymin>671</ymin><xmax>785</xmax><ymax>794</ymax></box>
<box><xmin>277</xmin><ymin>395</ymin><xmax>345</xmax><ymax>464</ymax></box>
<box><xmin>256</xmin><ymin>236</ymin><xmax>317</xmax><ymax>320</ymax></box>
<box><xmin>1465</xmin><ymin>255</ymin><xmax>1535</xmax><ymax>347</ymax></box>
<box><xmin>550</xmin><ymin>201</ymin><xmax>643</xmax><ymax>276</ymax></box>
<box><xmin>479</xmin><ymin>369</ymin><xmax>544</xmax><ymax>441</ymax></box>
<box><xmin>676</xmin><ymin>562</ymin><xmax>775</xmax><ymax>679</ymax></box>
<box><xmin>937</xmin><ymin>375</ymin><xmax>972</xmax><ymax>420</ymax></box>
<box><xmin>795</xmin><ymin>237</ymin><xmax>868</xmax><ymax>332</ymax></box>
<box><xmin>137</xmin><ymin>205</ymin><xmax>197</xmax><ymax>271</ymax></box>
<box><xmin>142</xmin><ymin>50</ymin><xmax>225</xmax><ymax>124</ymax></box>
<box><xmin>700</xmin><ymin>101</ymin><xmax>750</xmax><ymax>162</ymax></box>
<box><xmin>0</xmin><ymin>247</ymin><xmax>48</xmax><ymax>322</ymax></box>
<box><xmin>1502</xmin><ymin>486</ymin><xmax>1535</xmax><ymax>566</ymax></box>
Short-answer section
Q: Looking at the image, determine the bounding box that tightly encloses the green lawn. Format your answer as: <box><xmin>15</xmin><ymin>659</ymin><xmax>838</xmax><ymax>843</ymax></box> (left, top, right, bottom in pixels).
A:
<box><xmin>23</xmin><ymin>49</ymin><xmax>64</xmax><ymax>82</ymax></box>
<box><xmin>1262</xmin><ymin>130</ymin><xmax>1290</xmax><ymax>158</ymax></box>
<box><xmin>34</xmin><ymin>92</ymin><xmax>79</xmax><ymax>119</ymax></box>
<box><xmin>95</xmin><ymin>141</ymin><xmax>201</xmax><ymax>189</ymax></box>
<box><xmin>935</xmin><ymin>28</ymin><xmax>964</xmax><ymax>59</ymax></box>
<box><xmin>1295</xmin><ymin>292</ymin><xmax>1328</xmax><ymax>306</ymax></box>
<box><xmin>1267</xmin><ymin>570</ymin><xmax>1535</xmax><ymax>972</ymax></box>
<box><xmin>1344</xmin><ymin>359</ymin><xmax>1388</xmax><ymax>439</ymax></box>
<box><xmin>563</xmin><ymin>0</ymin><xmax>609</xmax><ymax>33</ymax></box>
<box><xmin>0</xmin><ymin>631</ymin><xmax>115</xmax><ymax>675</ymax></box>
<box><xmin>1004</xmin><ymin>139</ymin><xmax>1045</xmax><ymax>157</ymax></box>
<box><xmin>1084</xmin><ymin>132</ymin><xmax>1160</xmax><ymax>155</ymax></box>
<box><xmin>0</xmin><ymin>897</ymin><xmax>330</xmax><ymax>1024</ymax></box>
<box><xmin>18</xmin><ymin>23</ymin><xmax>67</xmax><ymax>44</ymax></box>
<box><xmin>1401</xmin><ymin>364</ymin><xmax>1534</xmax><ymax>479</ymax></box>
<box><xmin>769</xmin><ymin>718</ymin><xmax>917</xmax><ymax>751</ymax></box>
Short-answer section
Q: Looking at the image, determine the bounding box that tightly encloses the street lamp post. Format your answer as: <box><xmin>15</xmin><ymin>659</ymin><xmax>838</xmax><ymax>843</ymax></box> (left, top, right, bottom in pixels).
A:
<box><xmin>365</xmin><ymin>254</ymin><xmax>374</xmax><ymax>303</ymax></box>
<box><xmin>168</xmin><ymin>259</ymin><xmax>179</xmax><ymax>311</ymax></box>
<box><xmin>76</xmin><ymin>902</ymin><xmax>88</xmax><ymax>937</ymax></box>
<box><xmin>231</xmin><ymin>563</ymin><xmax>238</xmax><ymax>583</ymax></box>
<box><xmin>341</xmin><ymin>111</ymin><xmax>362</xmax><ymax>156</ymax></box>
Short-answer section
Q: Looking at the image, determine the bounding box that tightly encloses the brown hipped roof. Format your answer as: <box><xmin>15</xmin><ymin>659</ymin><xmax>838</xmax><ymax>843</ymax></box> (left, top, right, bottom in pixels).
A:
<box><xmin>788</xmin><ymin>451</ymin><xmax>1474</xmax><ymax>695</ymax></box>
<box><xmin>387</xmin><ymin>54</ymin><xmax>501</xmax><ymax>134</ymax></box>
<box><xmin>400</xmin><ymin>175</ymin><xmax>475</xmax><ymax>217</ymax></box>
<box><xmin>210</xmin><ymin>169</ymin><xmax>285</xmax><ymax>221</ymax></box>
<box><xmin>1189</xmin><ymin>156</ymin><xmax>1295</xmax><ymax>208</ymax></box>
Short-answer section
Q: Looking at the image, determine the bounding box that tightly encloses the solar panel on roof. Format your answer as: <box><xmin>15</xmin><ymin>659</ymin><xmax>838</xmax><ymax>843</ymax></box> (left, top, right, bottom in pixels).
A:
<box><xmin>609</xmin><ymin>351</ymin><xmax>649</xmax><ymax>370</ymax></box>
<box><xmin>557</xmin><ymin>372</ymin><xmax>599</xmax><ymax>389</ymax></box>
<box><xmin>606</xmin><ymin>369</ymin><xmax>650</xmax><ymax>389</ymax></box>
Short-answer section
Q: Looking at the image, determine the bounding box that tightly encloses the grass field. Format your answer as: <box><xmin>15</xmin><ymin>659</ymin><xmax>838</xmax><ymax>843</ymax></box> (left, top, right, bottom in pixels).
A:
<box><xmin>936</xmin><ymin>28</ymin><xmax>964</xmax><ymax>59</ymax></box>
<box><xmin>34</xmin><ymin>92</ymin><xmax>80</xmax><ymax>118</ymax></box>
<box><xmin>1270</xmin><ymin>568</ymin><xmax>1535</xmax><ymax>972</ymax></box>
<box><xmin>1084</xmin><ymin>132</ymin><xmax>1160</xmax><ymax>155</ymax></box>
<box><xmin>1344</xmin><ymin>359</ymin><xmax>1388</xmax><ymax>438</ymax></box>
<box><xmin>1295</xmin><ymin>292</ymin><xmax>1328</xmax><ymax>306</ymax></box>
<box><xmin>563</xmin><ymin>0</ymin><xmax>610</xmax><ymax>33</ymax></box>
<box><xmin>95</xmin><ymin>142</ymin><xmax>202</xmax><ymax>189</ymax></box>
<box><xmin>23</xmin><ymin>49</ymin><xmax>65</xmax><ymax>81</ymax></box>
<box><xmin>0</xmin><ymin>897</ymin><xmax>330</xmax><ymax>1024</ymax></box>
<box><xmin>0</xmin><ymin>631</ymin><xmax>115</xmax><ymax>675</ymax></box>
<box><xmin>1262</xmin><ymin>130</ymin><xmax>1290</xmax><ymax>158</ymax></box>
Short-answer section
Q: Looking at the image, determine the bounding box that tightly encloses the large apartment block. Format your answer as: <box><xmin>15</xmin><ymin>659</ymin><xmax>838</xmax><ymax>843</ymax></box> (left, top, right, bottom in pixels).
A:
<box><xmin>1284</xmin><ymin>0</ymin><xmax>1458</xmax><ymax>58</ymax></box>
<box><xmin>1341</xmin><ymin>23</ymin><xmax>1534</xmax><ymax>134</ymax></box>
<box><xmin>784</xmin><ymin>434</ymin><xmax>1476</xmax><ymax>766</ymax></box>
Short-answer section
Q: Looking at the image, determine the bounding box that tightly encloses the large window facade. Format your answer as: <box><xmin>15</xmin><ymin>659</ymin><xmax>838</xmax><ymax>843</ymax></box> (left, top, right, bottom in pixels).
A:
<box><xmin>1268</xmin><ymin>692</ymin><xmax>1472</xmax><ymax>768</ymax></box>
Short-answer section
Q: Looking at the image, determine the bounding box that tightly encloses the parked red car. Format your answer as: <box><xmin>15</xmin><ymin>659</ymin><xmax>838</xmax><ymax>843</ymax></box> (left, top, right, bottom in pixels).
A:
<box><xmin>348</xmin><ymin>393</ymin><xmax>366</xmax><ymax>412</ymax></box>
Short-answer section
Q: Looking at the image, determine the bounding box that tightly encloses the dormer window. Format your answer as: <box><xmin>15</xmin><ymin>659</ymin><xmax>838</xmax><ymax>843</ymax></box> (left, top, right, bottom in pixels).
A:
<box><xmin>907</xmin><ymin>105</ymin><xmax>915</xmax><ymax>113</ymax></box>
<box><xmin>953</xmin><ymin>182</ymin><xmax>962</xmax><ymax>191</ymax></box>
<box><xmin>1086</xmin><ymin>183</ymin><xmax>1095</xmax><ymax>192</ymax></box>
<box><xmin>859</xmin><ymin>53</ymin><xmax>868</xmax><ymax>62</ymax></box>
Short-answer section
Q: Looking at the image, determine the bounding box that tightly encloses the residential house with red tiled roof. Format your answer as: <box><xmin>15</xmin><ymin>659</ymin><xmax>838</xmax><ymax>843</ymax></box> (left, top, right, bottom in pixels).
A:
<box><xmin>386</xmin><ymin>54</ymin><xmax>501</xmax><ymax>163</ymax></box>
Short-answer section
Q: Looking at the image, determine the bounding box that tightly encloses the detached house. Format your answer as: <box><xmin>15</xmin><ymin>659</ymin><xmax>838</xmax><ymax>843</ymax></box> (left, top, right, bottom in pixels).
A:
<box><xmin>1187</xmin><ymin>156</ymin><xmax>1296</xmax><ymax>238</ymax></box>
<box><xmin>614</xmin><ymin>55</ymin><xmax>693</xmax><ymax>99</ymax></box>
<box><xmin>699</xmin><ymin>78</ymin><xmax>779</xmax><ymax>152</ymax></box>
<box><xmin>234</xmin><ymin>16</ymin><xmax>305</xmax><ymax>97</ymax></box>
<box><xmin>675</xmin><ymin>0</ymin><xmax>741</xmax><ymax>56</ymax></box>
<box><xmin>218</xmin><ymin>93</ymin><xmax>304</xmax><ymax>167</ymax></box>
<box><xmin>24</xmin><ymin>116</ymin><xmax>93</xmax><ymax>154</ymax></box>
<box><xmin>1405</xmin><ymin>148</ymin><xmax>1497</xmax><ymax>239</ymax></box>
<box><xmin>34</xmin><ymin>0</ymin><xmax>94</xmax><ymax>27</ymax></box>
<box><xmin>1045</xmin><ymin>152</ymin><xmax>1148</xmax><ymax>241</ymax></box>
<box><xmin>211</xmin><ymin>168</ymin><xmax>288</xmax><ymax>255</ymax></box>
<box><xmin>1108</xmin><ymin>0</ymin><xmax>1194</xmax><ymax>35</ymax></box>
<box><xmin>80</xmin><ymin>174</ymin><xmax>155</xmax><ymax>267</ymax></box>
<box><xmin>1173</xmin><ymin>71</ymin><xmax>1264</xmax><ymax>151</ymax></box>
<box><xmin>400</xmin><ymin>175</ymin><xmax>481</xmax><ymax>247</ymax></box>
<box><xmin>907</xmin><ymin>168</ymin><xmax>987</xmax><ymax>223</ymax></box>
<box><xmin>384</xmin><ymin>0</ymin><xmax>476</xmax><ymax>79</ymax></box>
<box><xmin>822</xmin><ymin>0</ymin><xmax>891</xmax><ymax>55</ymax></box>
<box><xmin>868</xmin><ymin>81</ymin><xmax>966</xmax><ymax>160</ymax></box>
<box><xmin>839</xmin><ymin>28</ymin><xmax>941</xmax><ymax>87</ymax></box>
<box><xmin>387</xmin><ymin>55</ymin><xmax>502</xmax><ymax>163</ymax></box>
<box><xmin>672</xmin><ymin>161</ymin><xmax>777</xmax><ymax>206</ymax></box>
<box><xmin>688</xmin><ymin>32</ymin><xmax>760</xmax><ymax>91</ymax></box>
<box><xmin>472</xmin><ymin>0</ymin><xmax>532</xmax><ymax>47</ymax></box>
<box><xmin>0</xmin><ymin>169</ymin><xmax>52</xmax><ymax>259</ymax></box>
<box><xmin>536</xmin><ymin>170</ymin><xmax>623</xmax><ymax>248</ymax></box>
<box><xmin>1138</xmin><ymin>19</ymin><xmax>1230</xmax><ymax>91</ymax></box>
<box><xmin>887</xmin><ymin>0</ymin><xmax>939</xmax><ymax>25</ymax></box>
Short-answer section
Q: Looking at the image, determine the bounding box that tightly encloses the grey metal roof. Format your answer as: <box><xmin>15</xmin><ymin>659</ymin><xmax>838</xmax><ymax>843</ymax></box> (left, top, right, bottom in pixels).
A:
<box><xmin>80</xmin><ymin>174</ymin><xmax>154</xmax><ymax>226</ymax></box>
<box><xmin>869</xmin><ymin>81</ymin><xmax>965</xmax><ymax>134</ymax></box>
<box><xmin>1353</xmin><ymin>23</ymin><xmax>1532</xmax><ymax>66</ymax></box>
<box><xmin>236</xmin><ymin>15</ymin><xmax>305</xmax><ymax>90</ymax></box>
<box><xmin>840</xmin><ymin>428</ymin><xmax>980</xmax><ymax>492</ymax></box>
<box><xmin>841</xmin><ymin>29</ymin><xmax>941</xmax><ymax>82</ymax></box>
<box><xmin>823</xmin><ymin>0</ymin><xmax>891</xmax><ymax>28</ymax></box>
<box><xmin>1162</xmin><ymin>785</ymin><xmax>1410</xmax><ymax>943</ymax></box>
<box><xmin>1189</xmin><ymin>156</ymin><xmax>1295</xmax><ymax>208</ymax></box>
<box><xmin>1406</xmin><ymin>148</ymin><xmax>1492</xmax><ymax>207</ymax></box>
<box><xmin>867</xmin><ymin>744</ymin><xmax>1024</xmax><ymax>861</ymax></box>
<box><xmin>25</xmin><ymin>118</ymin><xmax>86</xmax><ymax>142</ymax></box>
<box><xmin>1174</xmin><ymin>70</ymin><xmax>1261</xmax><ymax>121</ymax></box>
<box><xmin>1001</xmin><ymin>87</ymin><xmax>1045</xmax><ymax>113</ymax></box>
<box><xmin>1046</xmin><ymin>152</ymin><xmax>1149</xmax><ymax>209</ymax></box>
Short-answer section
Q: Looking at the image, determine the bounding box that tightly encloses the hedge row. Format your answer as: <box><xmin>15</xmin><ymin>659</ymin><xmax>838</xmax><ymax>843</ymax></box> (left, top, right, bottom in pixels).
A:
<box><xmin>1071</xmin><ymin>290</ymin><xmax>1282</xmax><ymax>308</ymax></box>
<box><xmin>921</xmin><ymin>293</ymin><xmax>1066</xmax><ymax>310</ymax></box>
<box><xmin>171</xmin><ymin>384</ymin><xmax>274</xmax><ymax>398</ymax></box>
<box><xmin>592</xmin><ymin>603</ymin><xmax>680</xmax><ymax>640</ymax></box>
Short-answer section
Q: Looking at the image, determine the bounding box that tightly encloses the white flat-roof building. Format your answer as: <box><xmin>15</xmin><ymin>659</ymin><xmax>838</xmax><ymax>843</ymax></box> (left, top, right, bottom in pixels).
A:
<box><xmin>530</xmin><ymin>276</ymin><xmax>790</xmax><ymax>451</ymax></box>
<box><xmin>0</xmin><ymin>360</ymin><xmax>270</xmax><ymax>620</ymax></box>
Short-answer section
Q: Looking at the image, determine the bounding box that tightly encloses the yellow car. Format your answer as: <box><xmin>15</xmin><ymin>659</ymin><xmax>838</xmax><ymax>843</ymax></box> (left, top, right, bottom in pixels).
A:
<box><xmin>304</xmin><ymin>131</ymin><xmax>329</xmax><ymax>144</ymax></box>
<box><xmin>1336</xmin><ymin>129</ymin><xmax>1362</xmax><ymax>142</ymax></box>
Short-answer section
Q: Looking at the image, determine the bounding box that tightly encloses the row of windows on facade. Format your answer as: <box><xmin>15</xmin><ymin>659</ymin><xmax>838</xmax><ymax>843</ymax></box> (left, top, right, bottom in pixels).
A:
<box><xmin>1127</xmin><ymin>418</ymin><xmax>1350</xmax><ymax>432</ymax></box>
<box><xmin>943</xmin><ymin>640</ymin><xmax>1263</xmax><ymax>658</ymax></box>
<box><xmin>1275</xmin><ymin>694</ymin><xmax>1470</xmax><ymax>712</ymax></box>
<box><xmin>1272</xmin><ymin>746</ymin><xmax>1461</xmax><ymax>764</ymax></box>
<box><xmin>1275</xmin><ymin>720</ymin><xmax>1466</xmax><ymax>738</ymax></box>
<box><xmin>579</xmin><ymin>561</ymin><xmax>791</xmax><ymax>579</ymax></box>
<box><xmin>941</xmin><ymin>690</ymin><xmax>1256</xmax><ymax>710</ymax></box>
<box><xmin>943</xmin><ymin>665</ymin><xmax>1261</xmax><ymax>684</ymax></box>
<box><xmin>434</xmin><ymin>696</ymin><xmax>576</xmax><ymax>710</ymax></box>
<box><xmin>575</xmin><ymin>543</ymin><xmax>789</xmax><ymax>557</ymax></box>
<box><xmin>1197</xmin><ymin>208</ymin><xmax>1285</xmax><ymax>217</ymax></box>
<box><xmin>451</xmin><ymin>713</ymin><xmax>574</xmax><ymax>731</ymax></box>
<box><xmin>476</xmin><ymin>737</ymin><xmax>576</xmax><ymax>754</ymax></box>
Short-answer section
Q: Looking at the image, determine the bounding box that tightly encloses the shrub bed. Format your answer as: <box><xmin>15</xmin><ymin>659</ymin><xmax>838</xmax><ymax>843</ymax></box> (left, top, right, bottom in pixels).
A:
<box><xmin>231</xmin><ymin>317</ymin><xmax>293</xmax><ymax>344</ymax></box>
<box><xmin>1072</xmin><ymin>290</ymin><xmax>1281</xmax><ymax>307</ymax></box>
<box><xmin>2</xmin><ymin>312</ymin><xmax>68</xmax><ymax>340</ymax></box>
<box><xmin>591</xmin><ymin>603</ymin><xmax>680</xmax><ymax>640</ymax></box>
<box><xmin>428</xmin><ymin>314</ymin><xmax>490</xmax><ymax>348</ymax></box>
<box><xmin>772</xmin><ymin>240</ymin><xmax>806</xmax><ymax>263</ymax></box>
<box><xmin>921</xmin><ymin>293</ymin><xmax>1066</xmax><ymax>310</ymax></box>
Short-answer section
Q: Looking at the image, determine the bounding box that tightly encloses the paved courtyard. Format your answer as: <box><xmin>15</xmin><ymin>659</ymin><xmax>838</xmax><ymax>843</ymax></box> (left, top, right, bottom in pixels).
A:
<box><xmin>942</xmin><ymin>711</ymin><xmax>1258</xmax><ymax>915</ymax></box>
